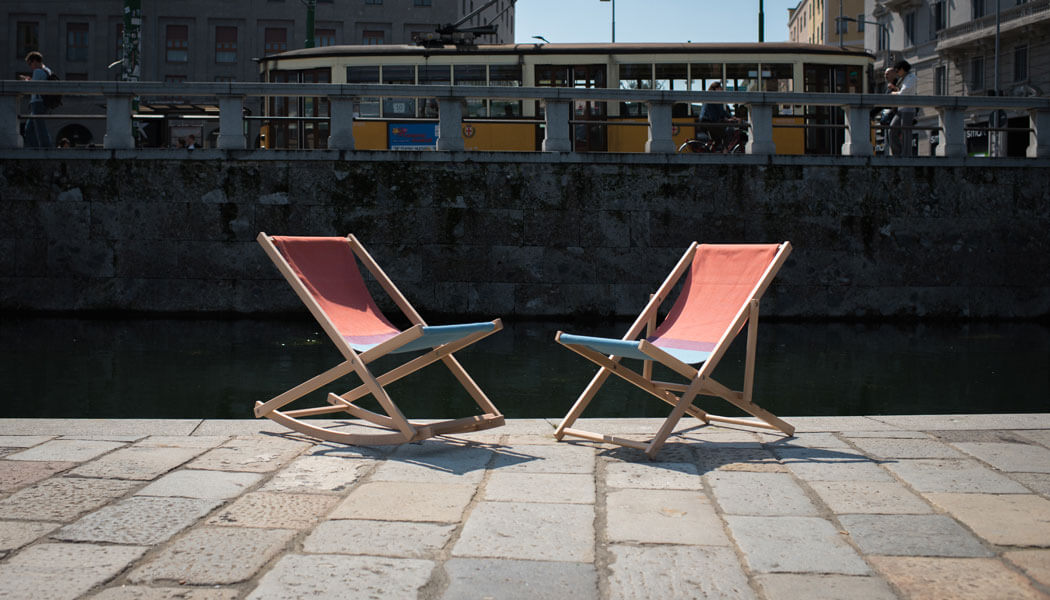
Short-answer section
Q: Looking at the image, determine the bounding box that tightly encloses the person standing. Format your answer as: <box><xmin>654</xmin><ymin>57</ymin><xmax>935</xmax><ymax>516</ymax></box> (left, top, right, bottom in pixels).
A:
<box><xmin>21</xmin><ymin>51</ymin><xmax>53</xmax><ymax>148</ymax></box>
<box><xmin>889</xmin><ymin>60</ymin><xmax>917</xmax><ymax>157</ymax></box>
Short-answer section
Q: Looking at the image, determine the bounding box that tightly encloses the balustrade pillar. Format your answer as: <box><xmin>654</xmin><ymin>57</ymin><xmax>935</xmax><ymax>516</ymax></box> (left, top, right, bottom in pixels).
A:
<box><xmin>328</xmin><ymin>96</ymin><xmax>355</xmax><ymax>150</ymax></box>
<box><xmin>542</xmin><ymin>100</ymin><xmax>571</xmax><ymax>152</ymax></box>
<box><xmin>935</xmin><ymin>107</ymin><xmax>966</xmax><ymax>157</ymax></box>
<box><xmin>437</xmin><ymin>98</ymin><xmax>464</xmax><ymax>151</ymax></box>
<box><xmin>0</xmin><ymin>96</ymin><xmax>22</xmax><ymax>148</ymax></box>
<box><xmin>217</xmin><ymin>95</ymin><xmax>247</xmax><ymax>150</ymax></box>
<box><xmin>103</xmin><ymin>94</ymin><xmax>134</xmax><ymax>149</ymax></box>
<box><xmin>744</xmin><ymin>103</ymin><xmax>775</xmax><ymax>155</ymax></box>
<box><xmin>1027</xmin><ymin>108</ymin><xmax>1050</xmax><ymax>159</ymax></box>
<box><xmin>645</xmin><ymin>101</ymin><xmax>675</xmax><ymax>153</ymax></box>
<box><xmin>841</xmin><ymin>105</ymin><xmax>873</xmax><ymax>156</ymax></box>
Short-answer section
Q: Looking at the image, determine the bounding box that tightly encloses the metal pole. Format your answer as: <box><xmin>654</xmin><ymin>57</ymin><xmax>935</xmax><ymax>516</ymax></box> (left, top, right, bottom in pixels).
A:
<box><xmin>612</xmin><ymin>0</ymin><xmax>616</xmax><ymax>43</ymax></box>
<box><xmin>990</xmin><ymin>0</ymin><xmax>1001</xmax><ymax>156</ymax></box>
<box><xmin>839</xmin><ymin>0</ymin><xmax>844</xmax><ymax>47</ymax></box>
<box><xmin>759</xmin><ymin>0</ymin><xmax>765</xmax><ymax>42</ymax></box>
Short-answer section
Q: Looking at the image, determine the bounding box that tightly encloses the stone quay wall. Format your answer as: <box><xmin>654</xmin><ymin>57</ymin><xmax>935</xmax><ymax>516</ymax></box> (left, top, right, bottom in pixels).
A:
<box><xmin>1</xmin><ymin>152</ymin><xmax>1048</xmax><ymax>320</ymax></box>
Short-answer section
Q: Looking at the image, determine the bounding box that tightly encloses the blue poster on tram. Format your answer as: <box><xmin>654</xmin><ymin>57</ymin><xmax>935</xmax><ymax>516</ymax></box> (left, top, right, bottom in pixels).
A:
<box><xmin>389</xmin><ymin>123</ymin><xmax>438</xmax><ymax>150</ymax></box>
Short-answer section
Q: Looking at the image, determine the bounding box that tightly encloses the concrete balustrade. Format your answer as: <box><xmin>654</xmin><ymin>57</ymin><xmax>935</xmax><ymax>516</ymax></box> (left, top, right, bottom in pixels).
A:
<box><xmin>2</xmin><ymin>79</ymin><xmax>1049</xmax><ymax>159</ymax></box>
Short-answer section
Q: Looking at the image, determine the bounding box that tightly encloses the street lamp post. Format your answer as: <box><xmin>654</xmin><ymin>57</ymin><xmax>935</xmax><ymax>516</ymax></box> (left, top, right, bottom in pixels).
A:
<box><xmin>600</xmin><ymin>0</ymin><xmax>615</xmax><ymax>42</ymax></box>
<box><xmin>837</xmin><ymin>16</ymin><xmax>890</xmax><ymax>67</ymax></box>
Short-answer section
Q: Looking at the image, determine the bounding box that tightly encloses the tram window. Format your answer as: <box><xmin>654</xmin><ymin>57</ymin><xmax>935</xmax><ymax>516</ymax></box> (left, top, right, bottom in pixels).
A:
<box><xmin>347</xmin><ymin>66</ymin><xmax>380</xmax><ymax>117</ymax></box>
<box><xmin>490</xmin><ymin>64</ymin><xmax>522</xmax><ymax>117</ymax></box>
<box><xmin>619</xmin><ymin>64</ymin><xmax>652</xmax><ymax>117</ymax></box>
<box><xmin>655</xmin><ymin>63</ymin><xmax>687</xmax><ymax>91</ymax></box>
<box><xmin>418</xmin><ymin>65</ymin><xmax>450</xmax><ymax>118</ymax></box>
<box><xmin>762</xmin><ymin>63</ymin><xmax>795</xmax><ymax>116</ymax></box>
<box><xmin>382</xmin><ymin>65</ymin><xmax>416</xmax><ymax>117</ymax></box>
<box><xmin>689</xmin><ymin>63</ymin><xmax>723</xmax><ymax>116</ymax></box>
<box><xmin>536</xmin><ymin>65</ymin><xmax>570</xmax><ymax>87</ymax></box>
<box><xmin>454</xmin><ymin>64</ymin><xmax>488</xmax><ymax>117</ymax></box>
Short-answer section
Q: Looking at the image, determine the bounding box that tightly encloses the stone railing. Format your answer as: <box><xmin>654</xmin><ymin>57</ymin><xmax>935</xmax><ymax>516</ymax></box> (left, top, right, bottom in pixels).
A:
<box><xmin>3</xmin><ymin>80</ymin><xmax>1050</xmax><ymax>158</ymax></box>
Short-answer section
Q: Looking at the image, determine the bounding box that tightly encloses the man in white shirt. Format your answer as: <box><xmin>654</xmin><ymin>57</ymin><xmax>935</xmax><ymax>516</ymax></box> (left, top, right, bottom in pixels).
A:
<box><xmin>889</xmin><ymin>60</ymin><xmax>917</xmax><ymax>157</ymax></box>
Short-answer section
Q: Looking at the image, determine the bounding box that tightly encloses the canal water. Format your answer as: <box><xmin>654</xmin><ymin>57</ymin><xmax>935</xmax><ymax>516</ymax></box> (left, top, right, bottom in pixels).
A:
<box><xmin>1</xmin><ymin>316</ymin><xmax>1047</xmax><ymax>420</ymax></box>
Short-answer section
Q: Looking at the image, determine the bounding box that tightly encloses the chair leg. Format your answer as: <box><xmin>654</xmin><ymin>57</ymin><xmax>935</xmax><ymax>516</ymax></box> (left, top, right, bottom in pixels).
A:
<box><xmin>555</xmin><ymin>366</ymin><xmax>614</xmax><ymax>440</ymax></box>
<box><xmin>645</xmin><ymin>378</ymin><xmax>706</xmax><ymax>458</ymax></box>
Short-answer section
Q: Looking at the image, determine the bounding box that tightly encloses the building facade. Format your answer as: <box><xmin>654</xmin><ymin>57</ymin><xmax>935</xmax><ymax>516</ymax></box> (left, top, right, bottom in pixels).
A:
<box><xmin>789</xmin><ymin>0</ymin><xmax>867</xmax><ymax>48</ymax></box>
<box><xmin>4</xmin><ymin>0</ymin><xmax>514</xmax><ymax>146</ymax></box>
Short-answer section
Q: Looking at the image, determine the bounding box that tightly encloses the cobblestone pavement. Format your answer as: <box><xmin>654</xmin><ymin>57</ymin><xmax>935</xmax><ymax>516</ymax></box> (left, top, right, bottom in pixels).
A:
<box><xmin>0</xmin><ymin>415</ymin><xmax>1048</xmax><ymax>599</ymax></box>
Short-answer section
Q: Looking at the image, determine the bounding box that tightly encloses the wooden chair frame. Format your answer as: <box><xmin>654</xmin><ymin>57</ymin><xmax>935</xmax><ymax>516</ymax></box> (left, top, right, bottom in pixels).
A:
<box><xmin>256</xmin><ymin>232</ymin><xmax>504</xmax><ymax>445</ymax></box>
<box><xmin>554</xmin><ymin>242</ymin><xmax>794</xmax><ymax>459</ymax></box>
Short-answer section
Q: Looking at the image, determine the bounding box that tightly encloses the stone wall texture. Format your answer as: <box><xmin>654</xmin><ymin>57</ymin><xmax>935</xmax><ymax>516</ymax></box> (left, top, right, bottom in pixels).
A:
<box><xmin>1</xmin><ymin>155</ymin><xmax>1048</xmax><ymax>319</ymax></box>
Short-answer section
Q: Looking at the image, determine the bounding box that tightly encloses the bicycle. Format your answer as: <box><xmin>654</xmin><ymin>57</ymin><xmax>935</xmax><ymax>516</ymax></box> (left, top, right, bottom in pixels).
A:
<box><xmin>677</xmin><ymin>121</ymin><xmax>749</xmax><ymax>154</ymax></box>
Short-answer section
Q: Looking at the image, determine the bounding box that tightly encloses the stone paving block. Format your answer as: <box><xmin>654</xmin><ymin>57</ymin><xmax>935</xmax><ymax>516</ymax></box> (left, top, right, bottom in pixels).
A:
<box><xmin>676</xmin><ymin>427</ymin><xmax>761</xmax><ymax>445</ymax></box>
<box><xmin>134</xmin><ymin>435</ymin><xmax>229</xmax><ymax>449</ymax></box>
<box><xmin>835</xmin><ymin>430</ymin><xmax>931</xmax><ymax>439</ymax></box>
<box><xmin>882</xmin><ymin>458</ymin><xmax>1030</xmax><ymax>493</ymax></box>
<box><xmin>1016</xmin><ymin>430</ymin><xmax>1050</xmax><ymax>448</ymax></box>
<box><xmin>0</xmin><ymin>477</ymin><xmax>138</xmax><ymax>521</ymax></box>
<box><xmin>245</xmin><ymin>553</ymin><xmax>434</xmax><ymax>600</ymax></box>
<box><xmin>500</xmin><ymin>434</ymin><xmax>562</xmax><ymax>445</ymax></box>
<box><xmin>601</xmin><ymin>442</ymin><xmax>695</xmax><ymax>463</ymax></box>
<box><xmin>7</xmin><ymin>439</ymin><xmax>125</xmax><ymax>462</ymax></box>
<box><xmin>567</xmin><ymin>418</ymin><xmax>666</xmax><ymax>435</ymax></box>
<box><xmin>129</xmin><ymin>526</ymin><xmax>297</xmax><ymax>585</ymax></box>
<box><xmin>61</xmin><ymin>435</ymin><xmax>145</xmax><ymax>443</ymax></box>
<box><xmin>876</xmin><ymin>414</ymin><xmax>1050</xmax><ymax>431</ymax></box>
<box><xmin>757</xmin><ymin>432</ymin><xmax>850</xmax><ymax>448</ymax></box>
<box><xmin>303</xmin><ymin>519</ymin><xmax>455</xmax><ymax>558</ymax></box>
<box><xmin>807</xmin><ymin>481</ymin><xmax>933</xmax><ymax>514</ymax></box>
<box><xmin>70</xmin><ymin>446</ymin><xmax>207</xmax><ymax>480</ymax></box>
<box><xmin>0</xmin><ymin>542</ymin><xmax>147</xmax><ymax>600</ymax></box>
<box><xmin>0</xmin><ymin>419</ymin><xmax>199</xmax><ymax>437</ymax></box>
<box><xmin>774</xmin><ymin>449</ymin><xmax>893</xmax><ymax>482</ymax></box>
<box><xmin>53</xmin><ymin>496</ymin><xmax>221</xmax><ymax>545</ymax></box>
<box><xmin>442</xmin><ymin>557</ymin><xmax>598</xmax><ymax>600</ymax></box>
<box><xmin>606</xmin><ymin>488</ymin><xmax>728</xmax><ymax>546</ymax></box>
<box><xmin>786</xmin><ymin>416</ymin><xmax>898</xmax><ymax>432</ymax></box>
<box><xmin>605</xmin><ymin>461</ymin><xmax>702</xmax><ymax>490</ymax></box>
<box><xmin>697</xmin><ymin>446</ymin><xmax>785</xmax><ymax>473</ymax></box>
<box><xmin>930</xmin><ymin>429</ymin><xmax>1033</xmax><ymax>443</ymax></box>
<box><xmin>952</xmin><ymin>441</ymin><xmax>1050</xmax><ymax>473</ymax></box>
<box><xmin>724</xmin><ymin>516</ymin><xmax>870</xmax><ymax>575</ymax></box>
<box><xmin>0</xmin><ymin>460</ymin><xmax>75</xmax><ymax>492</ymax></box>
<box><xmin>135</xmin><ymin>469</ymin><xmax>263</xmax><ymax>499</ymax></box>
<box><xmin>90</xmin><ymin>587</ymin><xmax>240</xmax><ymax>600</ymax></box>
<box><xmin>189</xmin><ymin>419</ymin><xmax>292</xmax><ymax>437</ymax></box>
<box><xmin>753</xmin><ymin>574</ymin><xmax>898</xmax><ymax>600</ymax></box>
<box><xmin>490</xmin><ymin>442</ymin><xmax>595</xmax><ymax>474</ymax></box>
<box><xmin>186</xmin><ymin>435</ymin><xmax>310</xmax><ymax>473</ymax></box>
<box><xmin>452</xmin><ymin>501</ymin><xmax>594</xmax><ymax>562</ymax></box>
<box><xmin>206</xmin><ymin>491</ymin><xmax>338</xmax><ymax>529</ymax></box>
<box><xmin>607</xmin><ymin>544</ymin><xmax>755</xmax><ymax>600</ymax></box>
<box><xmin>0</xmin><ymin>520</ymin><xmax>59</xmax><ymax>551</ymax></box>
<box><xmin>330</xmin><ymin>481</ymin><xmax>477</xmax><ymax>522</ymax></box>
<box><xmin>869</xmin><ymin>556</ymin><xmax>1047</xmax><ymax>600</ymax></box>
<box><xmin>838</xmin><ymin>514</ymin><xmax>992</xmax><ymax>557</ymax></box>
<box><xmin>1015</xmin><ymin>473</ymin><xmax>1050</xmax><ymax>496</ymax></box>
<box><xmin>707</xmin><ymin>472</ymin><xmax>818</xmax><ymax>516</ymax></box>
<box><xmin>0</xmin><ymin>435</ymin><xmax>54</xmax><ymax>447</ymax></box>
<box><xmin>1004</xmin><ymin>549</ymin><xmax>1050</xmax><ymax>587</ymax></box>
<box><xmin>923</xmin><ymin>492</ymin><xmax>1050</xmax><ymax>546</ymax></box>
<box><xmin>484</xmin><ymin>472</ymin><xmax>595</xmax><ymax>504</ymax></box>
<box><xmin>370</xmin><ymin>440</ymin><xmax>494</xmax><ymax>483</ymax></box>
<box><xmin>847</xmin><ymin>437</ymin><xmax>967</xmax><ymax>459</ymax></box>
<box><xmin>260</xmin><ymin>455</ymin><xmax>372</xmax><ymax>494</ymax></box>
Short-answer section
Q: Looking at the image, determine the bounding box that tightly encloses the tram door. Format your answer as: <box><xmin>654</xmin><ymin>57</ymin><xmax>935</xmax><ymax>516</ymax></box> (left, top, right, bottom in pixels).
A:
<box><xmin>803</xmin><ymin>64</ymin><xmax>855</xmax><ymax>154</ymax></box>
<box><xmin>536</xmin><ymin>64</ymin><xmax>608</xmax><ymax>151</ymax></box>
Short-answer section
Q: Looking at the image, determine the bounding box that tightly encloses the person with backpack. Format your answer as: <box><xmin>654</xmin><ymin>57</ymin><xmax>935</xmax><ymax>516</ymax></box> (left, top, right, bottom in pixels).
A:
<box><xmin>21</xmin><ymin>51</ymin><xmax>53</xmax><ymax>148</ymax></box>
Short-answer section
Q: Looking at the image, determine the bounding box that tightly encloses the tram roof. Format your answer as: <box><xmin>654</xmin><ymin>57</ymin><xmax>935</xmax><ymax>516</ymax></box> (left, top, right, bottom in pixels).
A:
<box><xmin>259</xmin><ymin>42</ymin><xmax>873</xmax><ymax>64</ymax></box>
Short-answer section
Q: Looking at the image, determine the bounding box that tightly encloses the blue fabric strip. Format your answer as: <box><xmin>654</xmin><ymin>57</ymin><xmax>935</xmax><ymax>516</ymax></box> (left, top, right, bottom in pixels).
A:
<box><xmin>391</xmin><ymin>322</ymin><xmax>497</xmax><ymax>354</ymax></box>
<box><xmin>558</xmin><ymin>333</ymin><xmax>711</xmax><ymax>365</ymax></box>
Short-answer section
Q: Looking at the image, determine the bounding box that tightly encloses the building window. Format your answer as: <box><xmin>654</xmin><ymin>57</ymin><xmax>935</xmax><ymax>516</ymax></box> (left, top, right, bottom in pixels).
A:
<box><xmin>363</xmin><ymin>30</ymin><xmax>384</xmax><ymax>44</ymax></box>
<box><xmin>973</xmin><ymin>0</ymin><xmax>986</xmax><ymax>19</ymax></box>
<box><xmin>315</xmin><ymin>28</ymin><xmax>336</xmax><ymax>46</ymax></box>
<box><xmin>904</xmin><ymin>11</ymin><xmax>916</xmax><ymax>44</ymax></box>
<box><xmin>166</xmin><ymin>25</ymin><xmax>189</xmax><ymax>63</ymax></box>
<box><xmin>931</xmin><ymin>1</ymin><xmax>946</xmax><ymax>32</ymax></box>
<box><xmin>1013</xmin><ymin>44</ymin><xmax>1028</xmax><ymax>81</ymax></box>
<box><xmin>414</xmin><ymin>0</ymin><xmax>432</xmax><ymax>5</ymax></box>
<box><xmin>215</xmin><ymin>26</ymin><xmax>237</xmax><ymax>63</ymax></box>
<box><xmin>970</xmin><ymin>56</ymin><xmax>984</xmax><ymax>91</ymax></box>
<box><xmin>214</xmin><ymin>75</ymin><xmax>235</xmax><ymax>82</ymax></box>
<box><xmin>365</xmin><ymin>0</ymin><xmax>382</xmax><ymax>4</ymax></box>
<box><xmin>935</xmin><ymin>65</ymin><xmax>947</xmax><ymax>95</ymax></box>
<box><xmin>165</xmin><ymin>75</ymin><xmax>187</xmax><ymax>84</ymax></box>
<box><xmin>264</xmin><ymin>28</ymin><xmax>288</xmax><ymax>55</ymax></box>
<box><xmin>66</xmin><ymin>23</ymin><xmax>89</xmax><ymax>62</ymax></box>
<box><xmin>857</xmin><ymin>14</ymin><xmax>865</xmax><ymax>31</ymax></box>
<box><xmin>16</xmin><ymin>22</ymin><xmax>40</xmax><ymax>59</ymax></box>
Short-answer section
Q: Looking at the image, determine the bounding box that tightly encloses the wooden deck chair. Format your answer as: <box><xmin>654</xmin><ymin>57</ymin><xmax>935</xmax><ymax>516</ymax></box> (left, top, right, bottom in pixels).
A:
<box><xmin>256</xmin><ymin>233</ymin><xmax>505</xmax><ymax>445</ymax></box>
<box><xmin>555</xmin><ymin>242</ymin><xmax>794</xmax><ymax>458</ymax></box>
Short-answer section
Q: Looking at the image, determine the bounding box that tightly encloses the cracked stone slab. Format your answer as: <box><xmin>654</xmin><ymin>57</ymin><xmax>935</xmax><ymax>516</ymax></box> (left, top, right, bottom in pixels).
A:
<box><xmin>724</xmin><ymin>516</ymin><xmax>870</xmax><ymax>575</ymax></box>
<box><xmin>697</xmin><ymin>446</ymin><xmax>785</xmax><ymax>473</ymax></box>
<box><xmin>0</xmin><ymin>477</ymin><xmax>138</xmax><ymax>522</ymax></box>
<box><xmin>129</xmin><ymin>527</ymin><xmax>296</xmax><ymax>585</ymax></box>
<box><xmin>206</xmin><ymin>491</ymin><xmax>338</xmax><ymax>530</ymax></box>
<box><xmin>70</xmin><ymin>446</ymin><xmax>207</xmax><ymax>480</ymax></box>
<box><xmin>7</xmin><ymin>439</ymin><xmax>125</xmax><ymax>463</ymax></box>
<box><xmin>607</xmin><ymin>545</ymin><xmax>756</xmax><ymax>600</ymax></box>
<box><xmin>303</xmin><ymin>519</ymin><xmax>455</xmax><ymax>558</ymax></box>
<box><xmin>442</xmin><ymin>558</ymin><xmax>598</xmax><ymax>600</ymax></box>
<box><xmin>869</xmin><ymin>556</ymin><xmax>1047</xmax><ymax>600</ymax></box>
<box><xmin>491</xmin><ymin>442</ymin><xmax>595</xmax><ymax>474</ymax></box>
<box><xmin>951</xmin><ymin>442</ymin><xmax>1050</xmax><ymax>473</ymax></box>
<box><xmin>370</xmin><ymin>441</ymin><xmax>494</xmax><ymax>483</ymax></box>
<box><xmin>1003</xmin><ymin>550</ymin><xmax>1050</xmax><ymax>587</ymax></box>
<box><xmin>847</xmin><ymin>437</ymin><xmax>967</xmax><ymax>459</ymax></box>
<box><xmin>0</xmin><ymin>460</ymin><xmax>75</xmax><ymax>492</ymax></box>
<box><xmin>0</xmin><ymin>436</ymin><xmax>55</xmax><ymax>448</ymax></box>
<box><xmin>707</xmin><ymin>472</ymin><xmax>818</xmax><ymax>516</ymax></box>
<box><xmin>838</xmin><ymin>514</ymin><xmax>992</xmax><ymax>557</ymax></box>
<box><xmin>606</xmin><ymin>488</ymin><xmax>728</xmax><ymax>546</ymax></box>
<box><xmin>452</xmin><ymin>501</ymin><xmax>594</xmax><ymax>562</ymax></box>
<box><xmin>881</xmin><ymin>458</ymin><xmax>1030</xmax><ymax>493</ymax></box>
<box><xmin>0</xmin><ymin>520</ymin><xmax>59</xmax><ymax>551</ymax></box>
<box><xmin>484</xmin><ymin>472</ymin><xmax>595</xmax><ymax>504</ymax></box>
<box><xmin>807</xmin><ymin>481</ymin><xmax>933</xmax><ymax>514</ymax></box>
<box><xmin>260</xmin><ymin>455</ymin><xmax>372</xmax><ymax>494</ymax></box>
<box><xmin>329</xmin><ymin>481</ymin><xmax>477</xmax><ymax>522</ymax></box>
<box><xmin>773</xmin><ymin>448</ymin><xmax>893</xmax><ymax>482</ymax></box>
<box><xmin>135</xmin><ymin>469</ymin><xmax>263</xmax><ymax>499</ymax></box>
<box><xmin>186</xmin><ymin>436</ymin><xmax>310</xmax><ymax>473</ymax></box>
<box><xmin>754</xmin><ymin>574</ymin><xmax>898</xmax><ymax>600</ymax></box>
<box><xmin>923</xmin><ymin>492</ymin><xmax>1050</xmax><ymax>546</ymax></box>
<box><xmin>89</xmin><ymin>588</ymin><xmax>240</xmax><ymax>600</ymax></box>
<box><xmin>605</xmin><ymin>461</ymin><xmax>702</xmax><ymax>490</ymax></box>
<box><xmin>0</xmin><ymin>543</ymin><xmax>148</xmax><ymax>600</ymax></box>
<box><xmin>53</xmin><ymin>496</ymin><xmax>221</xmax><ymax>545</ymax></box>
<box><xmin>245</xmin><ymin>553</ymin><xmax>434</xmax><ymax>600</ymax></box>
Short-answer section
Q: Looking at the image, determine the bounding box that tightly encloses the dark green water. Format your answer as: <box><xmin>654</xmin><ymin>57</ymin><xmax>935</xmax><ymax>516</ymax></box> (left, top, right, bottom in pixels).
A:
<box><xmin>1</xmin><ymin>316</ymin><xmax>1047</xmax><ymax>420</ymax></box>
